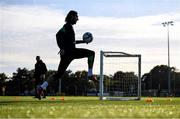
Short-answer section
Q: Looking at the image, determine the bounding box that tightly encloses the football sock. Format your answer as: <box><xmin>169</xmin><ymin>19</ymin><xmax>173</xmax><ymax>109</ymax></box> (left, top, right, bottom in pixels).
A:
<box><xmin>88</xmin><ymin>68</ymin><xmax>93</xmax><ymax>77</ymax></box>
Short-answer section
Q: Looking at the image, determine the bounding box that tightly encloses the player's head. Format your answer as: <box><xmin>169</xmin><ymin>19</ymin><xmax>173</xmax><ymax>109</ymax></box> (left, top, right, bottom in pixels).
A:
<box><xmin>65</xmin><ymin>10</ymin><xmax>78</xmax><ymax>25</ymax></box>
<box><xmin>36</xmin><ymin>56</ymin><xmax>40</xmax><ymax>61</ymax></box>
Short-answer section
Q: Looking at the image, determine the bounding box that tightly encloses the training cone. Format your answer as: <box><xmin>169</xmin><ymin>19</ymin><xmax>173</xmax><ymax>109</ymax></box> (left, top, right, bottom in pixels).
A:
<box><xmin>146</xmin><ymin>98</ymin><xmax>153</xmax><ymax>102</ymax></box>
<box><xmin>50</xmin><ymin>97</ymin><xmax>56</xmax><ymax>100</ymax></box>
<box><xmin>60</xmin><ymin>96</ymin><xmax>64</xmax><ymax>101</ymax></box>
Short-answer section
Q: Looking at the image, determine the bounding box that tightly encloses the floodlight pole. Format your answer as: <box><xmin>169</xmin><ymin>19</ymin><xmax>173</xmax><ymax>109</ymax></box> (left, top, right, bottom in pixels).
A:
<box><xmin>162</xmin><ymin>21</ymin><xmax>174</xmax><ymax>95</ymax></box>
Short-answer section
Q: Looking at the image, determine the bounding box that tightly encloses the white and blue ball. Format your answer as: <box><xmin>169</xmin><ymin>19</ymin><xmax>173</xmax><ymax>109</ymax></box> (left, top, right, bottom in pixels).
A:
<box><xmin>83</xmin><ymin>32</ymin><xmax>93</xmax><ymax>43</ymax></box>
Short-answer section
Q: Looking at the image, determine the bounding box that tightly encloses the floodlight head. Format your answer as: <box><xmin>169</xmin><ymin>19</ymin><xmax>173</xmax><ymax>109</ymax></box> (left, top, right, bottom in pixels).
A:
<box><xmin>162</xmin><ymin>23</ymin><xmax>166</xmax><ymax>27</ymax></box>
<box><xmin>162</xmin><ymin>21</ymin><xmax>174</xmax><ymax>27</ymax></box>
<box><xmin>170</xmin><ymin>21</ymin><xmax>174</xmax><ymax>25</ymax></box>
<box><xmin>169</xmin><ymin>21</ymin><xmax>173</xmax><ymax>23</ymax></box>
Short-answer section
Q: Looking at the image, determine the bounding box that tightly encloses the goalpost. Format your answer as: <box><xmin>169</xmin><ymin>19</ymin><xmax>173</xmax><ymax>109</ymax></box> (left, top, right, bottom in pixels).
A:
<box><xmin>99</xmin><ymin>51</ymin><xmax>141</xmax><ymax>100</ymax></box>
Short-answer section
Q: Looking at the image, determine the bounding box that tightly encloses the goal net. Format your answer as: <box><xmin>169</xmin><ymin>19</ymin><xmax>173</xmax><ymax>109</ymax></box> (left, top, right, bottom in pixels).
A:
<box><xmin>99</xmin><ymin>51</ymin><xmax>141</xmax><ymax>100</ymax></box>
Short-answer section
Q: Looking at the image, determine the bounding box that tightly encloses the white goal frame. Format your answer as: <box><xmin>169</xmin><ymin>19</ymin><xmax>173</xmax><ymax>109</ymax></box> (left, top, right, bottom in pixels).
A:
<box><xmin>99</xmin><ymin>51</ymin><xmax>141</xmax><ymax>100</ymax></box>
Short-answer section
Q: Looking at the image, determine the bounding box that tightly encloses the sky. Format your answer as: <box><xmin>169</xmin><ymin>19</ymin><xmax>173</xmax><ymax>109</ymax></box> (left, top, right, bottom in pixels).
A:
<box><xmin>0</xmin><ymin>0</ymin><xmax>180</xmax><ymax>76</ymax></box>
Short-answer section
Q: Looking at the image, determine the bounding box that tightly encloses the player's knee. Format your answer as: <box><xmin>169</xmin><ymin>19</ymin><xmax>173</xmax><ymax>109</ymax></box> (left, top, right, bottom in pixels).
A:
<box><xmin>91</xmin><ymin>51</ymin><xmax>95</xmax><ymax>57</ymax></box>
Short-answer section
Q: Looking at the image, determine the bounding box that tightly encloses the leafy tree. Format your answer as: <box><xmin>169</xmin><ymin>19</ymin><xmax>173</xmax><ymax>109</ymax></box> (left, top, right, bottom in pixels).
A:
<box><xmin>115</xmin><ymin>71</ymin><xmax>137</xmax><ymax>82</ymax></box>
<box><xmin>172</xmin><ymin>72</ymin><xmax>180</xmax><ymax>95</ymax></box>
<box><xmin>0</xmin><ymin>73</ymin><xmax>8</xmax><ymax>95</ymax></box>
<box><xmin>0</xmin><ymin>73</ymin><xmax>7</xmax><ymax>84</ymax></box>
<box><xmin>104</xmin><ymin>71</ymin><xmax>138</xmax><ymax>96</ymax></box>
<box><xmin>142</xmin><ymin>65</ymin><xmax>171</xmax><ymax>90</ymax></box>
<box><xmin>5</xmin><ymin>68</ymin><xmax>34</xmax><ymax>95</ymax></box>
<box><xmin>142</xmin><ymin>65</ymin><xmax>180</xmax><ymax>96</ymax></box>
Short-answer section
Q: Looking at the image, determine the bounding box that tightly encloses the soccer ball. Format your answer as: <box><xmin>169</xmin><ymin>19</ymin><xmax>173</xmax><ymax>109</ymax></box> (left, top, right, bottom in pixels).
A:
<box><xmin>83</xmin><ymin>32</ymin><xmax>93</xmax><ymax>43</ymax></box>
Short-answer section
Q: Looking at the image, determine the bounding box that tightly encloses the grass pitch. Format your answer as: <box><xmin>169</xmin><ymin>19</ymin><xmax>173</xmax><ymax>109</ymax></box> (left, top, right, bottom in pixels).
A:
<box><xmin>0</xmin><ymin>96</ymin><xmax>180</xmax><ymax>118</ymax></box>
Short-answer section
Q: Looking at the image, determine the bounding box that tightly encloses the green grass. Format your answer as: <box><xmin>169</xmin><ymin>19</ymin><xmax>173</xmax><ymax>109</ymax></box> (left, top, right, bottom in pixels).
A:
<box><xmin>0</xmin><ymin>96</ymin><xmax>180</xmax><ymax>118</ymax></box>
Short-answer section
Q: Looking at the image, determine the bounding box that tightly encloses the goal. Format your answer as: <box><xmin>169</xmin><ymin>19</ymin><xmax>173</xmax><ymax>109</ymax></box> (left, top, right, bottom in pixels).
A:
<box><xmin>99</xmin><ymin>51</ymin><xmax>141</xmax><ymax>100</ymax></box>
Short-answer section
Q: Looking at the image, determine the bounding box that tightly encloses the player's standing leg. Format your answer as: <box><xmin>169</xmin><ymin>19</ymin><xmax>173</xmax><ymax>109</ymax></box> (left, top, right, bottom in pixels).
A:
<box><xmin>37</xmin><ymin>55</ymin><xmax>72</xmax><ymax>100</ymax></box>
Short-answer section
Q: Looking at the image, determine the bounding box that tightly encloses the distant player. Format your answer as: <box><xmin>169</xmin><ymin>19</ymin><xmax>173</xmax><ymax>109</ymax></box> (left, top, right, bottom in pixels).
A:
<box><xmin>34</xmin><ymin>56</ymin><xmax>47</xmax><ymax>98</ymax></box>
<box><xmin>37</xmin><ymin>10</ymin><xmax>97</xmax><ymax>100</ymax></box>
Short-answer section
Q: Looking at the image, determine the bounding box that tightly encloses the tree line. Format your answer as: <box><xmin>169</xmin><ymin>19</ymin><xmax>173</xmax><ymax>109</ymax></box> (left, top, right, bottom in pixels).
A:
<box><xmin>0</xmin><ymin>68</ymin><xmax>99</xmax><ymax>96</ymax></box>
<box><xmin>0</xmin><ymin>64</ymin><xmax>180</xmax><ymax>96</ymax></box>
